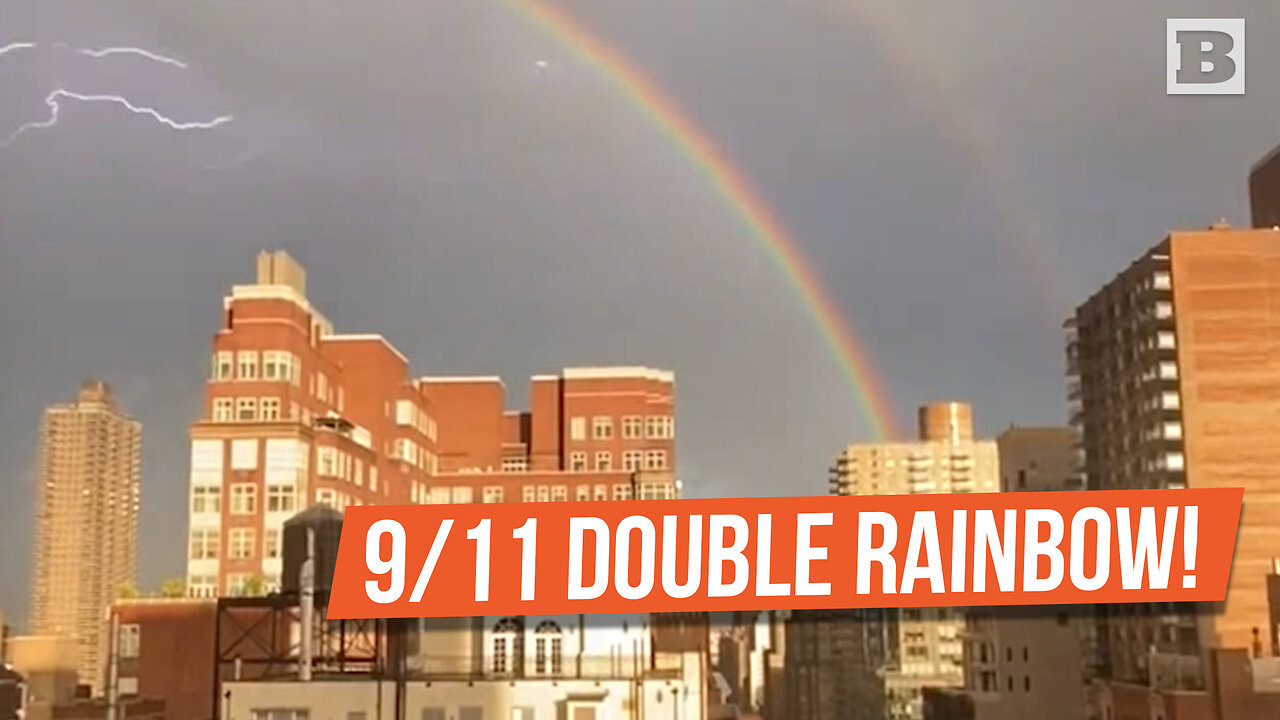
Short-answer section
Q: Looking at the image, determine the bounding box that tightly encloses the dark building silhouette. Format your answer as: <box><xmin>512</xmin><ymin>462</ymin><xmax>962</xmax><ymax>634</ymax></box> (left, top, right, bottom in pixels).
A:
<box><xmin>1250</xmin><ymin>143</ymin><xmax>1280</xmax><ymax>228</ymax></box>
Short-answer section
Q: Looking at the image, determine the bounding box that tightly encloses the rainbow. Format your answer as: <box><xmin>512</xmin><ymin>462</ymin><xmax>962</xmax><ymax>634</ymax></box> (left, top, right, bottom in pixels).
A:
<box><xmin>503</xmin><ymin>0</ymin><xmax>900</xmax><ymax>440</ymax></box>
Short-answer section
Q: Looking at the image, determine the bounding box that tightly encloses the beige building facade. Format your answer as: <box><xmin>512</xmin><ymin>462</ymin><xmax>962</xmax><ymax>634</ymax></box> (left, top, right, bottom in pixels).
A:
<box><xmin>29</xmin><ymin>381</ymin><xmax>141</xmax><ymax>692</ymax></box>
<box><xmin>828</xmin><ymin>402</ymin><xmax>1000</xmax><ymax>720</ymax></box>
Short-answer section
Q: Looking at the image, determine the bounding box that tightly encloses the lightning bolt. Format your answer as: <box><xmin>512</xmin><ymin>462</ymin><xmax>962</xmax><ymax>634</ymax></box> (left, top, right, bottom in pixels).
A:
<box><xmin>0</xmin><ymin>41</ymin><xmax>37</xmax><ymax>57</ymax></box>
<box><xmin>76</xmin><ymin>46</ymin><xmax>189</xmax><ymax>69</ymax></box>
<box><xmin>2</xmin><ymin>89</ymin><xmax>233</xmax><ymax>149</ymax></box>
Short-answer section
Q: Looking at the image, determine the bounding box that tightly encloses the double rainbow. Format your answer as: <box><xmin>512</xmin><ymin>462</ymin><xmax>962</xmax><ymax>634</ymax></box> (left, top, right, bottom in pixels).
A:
<box><xmin>506</xmin><ymin>0</ymin><xmax>900</xmax><ymax>440</ymax></box>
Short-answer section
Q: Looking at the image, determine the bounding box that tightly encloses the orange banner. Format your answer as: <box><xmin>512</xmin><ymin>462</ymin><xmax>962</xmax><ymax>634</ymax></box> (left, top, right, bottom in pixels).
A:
<box><xmin>326</xmin><ymin>489</ymin><xmax>1243</xmax><ymax>619</ymax></box>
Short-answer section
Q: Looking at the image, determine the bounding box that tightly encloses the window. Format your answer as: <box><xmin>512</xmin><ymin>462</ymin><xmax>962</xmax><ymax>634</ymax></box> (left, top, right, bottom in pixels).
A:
<box><xmin>396</xmin><ymin>400</ymin><xmax>414</xmax><ymax>426</ymax></box>
<box><xmin>592</xmin><ymin>417</ymin><xmax>613</xmax><ymax>440</ymax></box>
<box><xmin>213</xmin><ymin>351</ymin><xmax>233</xmax><ymax>381</ymax></box>
<box><xmin>188</xmin><ymin>575</ymin><xmax>216</xmax><ymax>598</ymax></box>
<box><xmin>422</xmin><ymin>711</ymin><xmax>446</xmax><ymax>720</ymax></box>
<box><xmin>189</xmin><ymin>529</ymin><xmax>218</xmax><ymax>560</ymax></box>
<box><xmin>290</xmin><ymin>355</ymin><xmax>303</xmax><ymax>387</ymax></box>
<box><xmin>231</xmin><ymin>484</ymin><xmax>257</xmax><ymax>515</ymax></box>
<box><xmin>537</xmin><ymin>486</ymin><xmax>550</xmax><ymax>502</ymax></box>
<box><xmin>263</xmin><ymin>351</ymin><xmax>290</xmax><ymax>381</ymax></box>
<box><xmin>1023</xmin><ymin>647</ymin><xmax>1029</xmax><ymax>661</ymax></box>
<box><xmin>236</xmin><ymin>398</ymin><xmax>257</xmax><ymax>421</ymax></box>
<box><xmin>523</xmin><ymin>486</ymin><xmax>537</xmax><ymax>503</ymax></box>
<box><xmin>459</xmin><ymin>710</ymin><xmax>483</xmax><ymax>720</ymax></box>
<box><xmin>316</xmin><ymin>489</ymin><xmax>336</xmax><ymax>508</ymax></box>
<box><xmin>1155</xmin><ymin>301</ymin><xmax>1173</xmax><ymax>319</ymax></box>
<box><xmin>1161</xmin><ymin>391</ymin><xmax>1181</xmax><ymax>410</ymax></box>
<box><xmin>534</xmin><ymin>621</ymin><xmax>564</xmax><ymax>675</ymax></box>
<box><xmin>264</xmin><ymin>529</ymin><xmax>281</xmax><ymax>559</ymax></box>
<box><xmin>1157</xmin><ymin>330</ymin><xmax>1177</xmax><ymax>349</ymax></box>
<box><xmin>612</xmin><ymin>484</ymin><xmax>633</xmax><ymax>501</ymax></box>
<box><xmin>317</xmin><ymin>446</ymin><xmax>337</xmax><ymax>476</ymax></box>
<box><xmin>1164</xmin><ymin>422</ymin><xmax>1183</xmax><ymax>440</ymax></box>
<box><xmin>229</xmin><ymin>528</ymin><xmax>255</xmax><ymax>559</ymax></box>
<box><xmin>502</xmin><ymin>457</ymin><xmax>528</xmax><ymax>473</ymax></box>
<box><xmin>593</xmin><ymin>485</ymin><xmax>608</xmax><ymax>501</ymax></box>
<box><xmin>570</xmin><ymin>451</ymin><xmax>587</xmax><ymax>472</ymax></box>
<box><xmin>252</xmin><ymin>710</ymin><xmax>309</xmax><ymax>720</ymax></box>
<box><xmin>622</xmin><ymin>450</ymin><xmax>643</xmax><ymax>472</ymax></box>
<box><xmin>213</xmin><ymin>398</ymin><xmax>234</xmax><ymax>422</ymax></box>
<box><xmin>491</xmin><ymin>617</ymin><xmax>523</xmax><ymax>675</ymax></box>
<box><xmin>645</xmin><ymin>415</ymin><xmax>672</xmax><ymax>439</ymax></box>
<box><xmin>1024</xmin><ymin>676</ymin><xmax>1031</xmax><ymax>692</ymax></box>
<box><xmin>576</xmin><ymin>486</ymin><xmax>590</xmax><ymax>501</ymax></box>
<box><xmin>1159</xmin><ymin>361</ymin><xmax>1178</xmax><ymax>380</ymax></box>
<box><xmin>238</xmin><ymin>351</ymin><xmax>259</xmax><ymax>380</ymax></box>
<box><xmin>260</xmin><ymin>397</ymin><xmax>281</xmax><ymax>421</ymax></box>
<box><xmin>1153</xmin><ymin>271</ymin><xmax>1171</xmax><ymax>290</ymax></box>
<box><xmin>644</xmin><ymin>450</ymin><xmax>667</xmax><ymax>470</ymax></box>
<box><xmin>483</xmin><ymin>486</ymin><xmax>504</xmax><ymax>503</ymax></box>
<box><xmin>511</xmin><ymin>709</ymin><xmax>535</xmax><ymax>720</ymax></box>
<box><xmin>569</xmin><ymin>417</ymin><xmax>586</xmax><ymax>441</ymax></box>
<box><xmin>639</xmin><ymin>483</ymin><xmax>671</xmax><ymax>500</ymax></box>
<box><xmin>1165</xmin><ymin>452</ymin><xmax>1185</xmax><ymax>471</ymax></box>
<box><xmin>266</xmin><ymin>484</ymin><xmax>295</xmax><ymax>513</ymax></box>
<box><xmin>348</xmin><ymin>714</ymin><xmax>367</xmax><ymax>720</ymax></box>
<box><xmin>551</xmin><ymin>486</ymin><xmax>567</xmax><ymax>502</ymax></box>
<box><xmin>622</xmin><ymin>416</ymin><xmax>643</xmax><ymax>439</ymax></box>
<box><xmin>118</xmin><ymin>623</ymin><xmax>141</xmax><ymax>659</ymax></box>
<box><xmin>192</xmin><ymin>486</ymin><xmax>221</xmax><ymax>514</ymax></box>
<box><xmin>594</xmin><ymin>452</ymin><xmax>612</xmax><ymax>471</ymax></box>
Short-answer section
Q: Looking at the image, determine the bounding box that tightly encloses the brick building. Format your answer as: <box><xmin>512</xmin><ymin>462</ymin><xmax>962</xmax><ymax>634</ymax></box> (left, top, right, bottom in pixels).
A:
<box><xmin>186</xmin><ymin>251</ymin><xmax>678</xmax><ymax>596</ymax></box>
<box><xmin>1066</xmin><ymin>223</ymin><xmax>1280</xmax><ymax>687</ymax></box>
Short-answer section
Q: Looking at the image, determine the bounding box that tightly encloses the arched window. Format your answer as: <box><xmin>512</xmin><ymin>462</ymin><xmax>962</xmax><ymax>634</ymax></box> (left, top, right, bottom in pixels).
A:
<box><xmin>491</xmin><ymin>617</ymin><xmax>524</xmax><ymax>675</ymax></box>
<box><xmin>534</xmin><ymin>621</ymin><xmax>564</xmax><ymax>675</ymax></box>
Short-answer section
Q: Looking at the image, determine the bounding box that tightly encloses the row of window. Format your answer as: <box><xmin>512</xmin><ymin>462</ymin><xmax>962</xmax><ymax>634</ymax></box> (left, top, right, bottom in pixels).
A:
<box><xmin>212</xmin><ymin>396</ymin><xmax>292</xmax><ymax>423</ymax></box>
<box><xmin>226</xmin><ymin>572</ymin><xmax>279</xmax><ymax>597</ymax></box>
<box><xmin>212</xmin><ymin>350</ymin><xmax>302</xmax><ymax>385</ymax></box>
<box><xmin>568</xmin><ymin>415</ymin><xmax>674</xmax><ymax>442</ymax></box>
<box><xmin>317</xmin><ymin>446</ymin><xmax>380</xmax><ymax>489</ymax></box>
<box><xmin>394</xmin><ymin>400</ymin><xmax>439</xmax><ymax>442</ymax></box>
<box><xmin>407</xmin><ymin>482</ymin><xmax>676</xmax><ymax>505</ymax></box>
<box><xmin>392</xmin><ymin>438</ymin><xmax>438</xmax><ymax>474</ymax></box>
<box><xmin>192</xmin><ymin>483</ymin><xmax>297</xmax><ymax>516</ymax></box>
<box><xmin>568</xmin><ymin>449</ymin><xmax>668</xmax><ymax>472</ymax></box>
<box><xmin>211</xmin><ymin>350</ymin><xmax>345</xmax><ymax>409</ymax></box>
<box><xmin>189</xmin><ymin>527</ymin><xmax>282</xmax><ymax>561</ymax></box>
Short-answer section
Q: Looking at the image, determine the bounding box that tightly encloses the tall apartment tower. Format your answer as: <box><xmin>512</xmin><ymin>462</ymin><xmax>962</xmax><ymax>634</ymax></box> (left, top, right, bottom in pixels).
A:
<box><xmin>188</xmin><ymin>251</ymin><xmax>678</xmax><ymax>597</ymax></box>
<box><xmin>924</xmin><ymin>426</ymin><xmax>1091</xmax><ymax>720</ymax></box>
<box><xmin>821</xmin><ymin>402</ymin><xmax>1000</xmax><ymax>720</ymax></box>
<box><xmin>1066</xmin><ymin>222</ymin><xmax>1280</xmax><ymax>688</ymax></box>
<box><xmin>29</xmin><ymin>380</ymin><xmax>141</xmax><ymax>692</ymax></box>
<box><xmin>1250</xmin><ymin>142</ymin><xmax>1280</xmax><ymax>228</ymax></box>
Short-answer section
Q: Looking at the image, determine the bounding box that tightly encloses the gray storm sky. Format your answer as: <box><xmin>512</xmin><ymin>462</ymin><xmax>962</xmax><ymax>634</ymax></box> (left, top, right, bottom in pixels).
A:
<box><xmin>0</xmin><ymin>0</ymin><xmax>1276</xmax><ymax>624</ymax></box>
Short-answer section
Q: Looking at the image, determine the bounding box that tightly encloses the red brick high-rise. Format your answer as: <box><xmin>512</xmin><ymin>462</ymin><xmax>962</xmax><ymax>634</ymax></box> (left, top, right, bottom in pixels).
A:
<box><xmin>185</xmin><ymin>251</ymin><xmax>677</xmax><ymax>597</ymax></box>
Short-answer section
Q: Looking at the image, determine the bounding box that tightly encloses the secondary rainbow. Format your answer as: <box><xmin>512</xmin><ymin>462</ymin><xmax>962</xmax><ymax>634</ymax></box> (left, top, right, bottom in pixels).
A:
<box><xmin>504</xmin><ymin>0</ymin><xmax>900</xmax><ymax>440</ymax></box>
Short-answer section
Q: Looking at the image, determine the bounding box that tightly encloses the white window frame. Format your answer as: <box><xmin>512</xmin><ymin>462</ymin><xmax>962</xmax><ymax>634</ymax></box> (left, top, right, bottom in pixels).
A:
<box><xmin>230</xmin><ymin>483</ymin><xmax>257</xmax><ymax>515</ymax></box>
<box><xmin>228</xmin><ymin>528</ymin><xmax>255</xmax><ymax>559</ymax></box>
<box><xmin>592</xmin><ymin>416</ymin><xmax>613</xmax><ymax>440</ymax></box>
<box><xmin>237</xmin><ymin>351</ymin><xmax>259</xmax><ymax>381</ymax></box>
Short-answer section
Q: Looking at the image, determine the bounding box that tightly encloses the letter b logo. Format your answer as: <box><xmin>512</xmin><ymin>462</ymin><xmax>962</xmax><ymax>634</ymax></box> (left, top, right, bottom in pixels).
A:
<box><xmin>1167</xmin><ymin>19</ymin><xmax>1245</xmax><ymax>95</ymax></box>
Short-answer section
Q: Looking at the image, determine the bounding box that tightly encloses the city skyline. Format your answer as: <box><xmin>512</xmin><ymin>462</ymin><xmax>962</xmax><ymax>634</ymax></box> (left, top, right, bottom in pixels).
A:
<box><xmin>2</xmin><ymin>0</ymin><xmax>1279</xmax><ymax>628</ymax></box>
